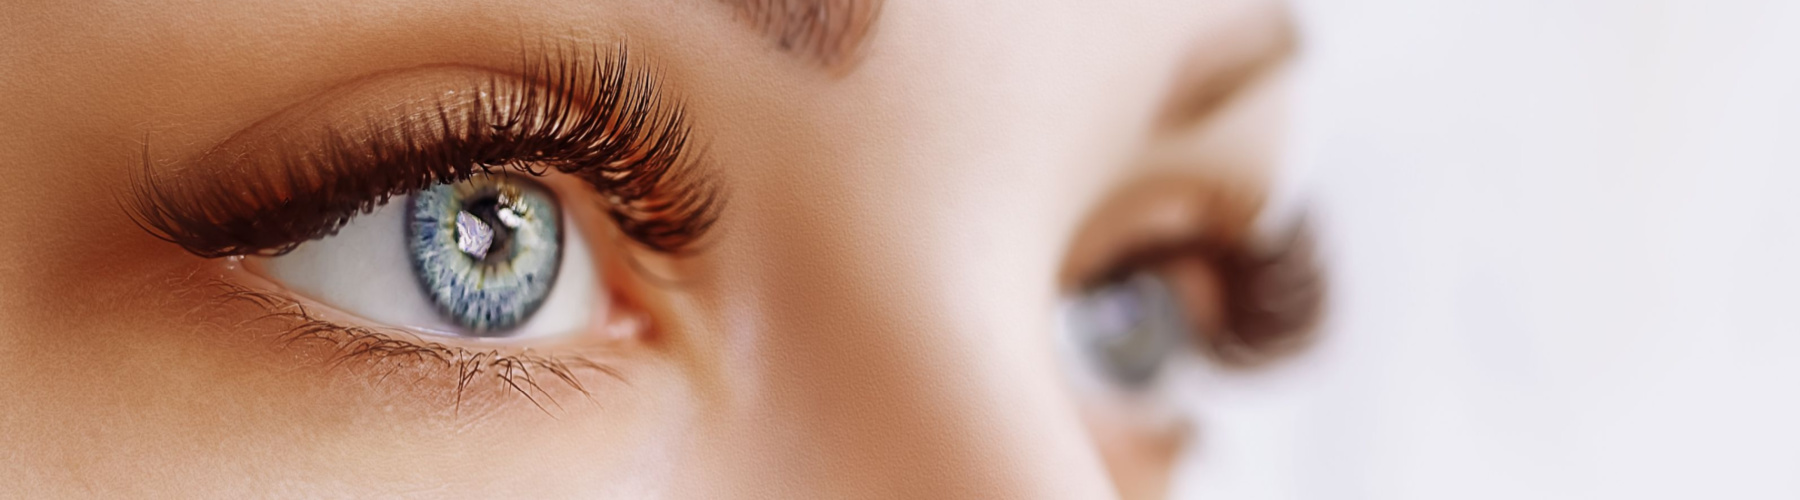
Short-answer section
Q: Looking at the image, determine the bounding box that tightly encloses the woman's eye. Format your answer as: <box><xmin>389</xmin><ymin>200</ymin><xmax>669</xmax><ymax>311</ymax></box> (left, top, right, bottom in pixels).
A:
<box><xmin>260</xmin><ymin>174</ymin><xmax>599</xmax><ymax>340</ymax></box>
<box><xmin>1062</xmin><ymin>272</ymin><xmax>1192</xmax><ymax>391</ymax></box>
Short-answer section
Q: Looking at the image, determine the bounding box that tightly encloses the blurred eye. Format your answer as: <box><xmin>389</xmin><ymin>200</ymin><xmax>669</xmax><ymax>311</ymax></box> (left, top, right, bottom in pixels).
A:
<box><xmin>1060</xmin><ymin>219</ymin><xmax>1324</xmax><ymax>399</ymax></box>
<box><xmin>1062</xmin><ymin>272</ymin><xmax>1194</xmax><ymax>391</ymax></box>
<box><xmin>260</xmin><ymin>174</ymin><xmax>598</xmax><ymax>339</ymax></box>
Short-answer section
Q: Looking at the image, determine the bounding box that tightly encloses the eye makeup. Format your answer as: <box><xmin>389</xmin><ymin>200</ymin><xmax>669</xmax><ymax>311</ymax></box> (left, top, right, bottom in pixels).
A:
<box><xmin>128</xmin><ymin>46</ymin><xmax>719</xmax><ymax>260</ymax></box>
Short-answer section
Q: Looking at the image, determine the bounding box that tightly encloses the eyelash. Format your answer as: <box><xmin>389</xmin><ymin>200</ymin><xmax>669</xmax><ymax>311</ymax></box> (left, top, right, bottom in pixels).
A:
<box><xmin>128</xmin><ymin>45</ymin><xmax>718</xmax><ymax>259</ymax></box>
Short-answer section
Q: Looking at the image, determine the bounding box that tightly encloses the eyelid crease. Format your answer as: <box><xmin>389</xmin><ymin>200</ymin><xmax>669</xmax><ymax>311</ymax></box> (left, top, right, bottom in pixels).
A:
<box><xmin>202</xmin><ymin>279</ymin><xmax>625</xmax><ymax>415</ymax></box>
<box><xmin>127</xmin><ymin>44</ymin><xmax>720</xmax><ymax>260</ymax></box>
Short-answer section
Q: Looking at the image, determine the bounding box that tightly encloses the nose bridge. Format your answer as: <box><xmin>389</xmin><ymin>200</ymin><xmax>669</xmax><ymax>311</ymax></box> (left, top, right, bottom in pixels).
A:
<box><xmin>683</xmin><ymin>103</ymin><xmax>1119</xmax><ymax>495</ymax></box>
<box><xmin>723</xmin><ymin>262</ymin><xmax>1117</xmax><ymax>498</ymax></box>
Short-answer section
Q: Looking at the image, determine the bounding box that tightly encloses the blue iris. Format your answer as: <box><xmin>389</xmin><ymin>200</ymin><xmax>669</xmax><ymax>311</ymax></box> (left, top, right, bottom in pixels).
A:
<box><xmin>406</xmin><ymin>175</ymin><xmax>562</xmax><ymax>334</ymax></box>
<box><xmin>1064</xmin><ymin>273</ymin><xmax>1189</xmax><ymax>388</ymax></box>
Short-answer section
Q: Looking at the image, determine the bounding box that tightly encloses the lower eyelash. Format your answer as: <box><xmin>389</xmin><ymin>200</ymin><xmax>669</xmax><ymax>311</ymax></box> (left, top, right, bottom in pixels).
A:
<box><xmin>202</xmin><ymin>280</ymin><xmax>622</xmax><ymax>415</ymax></box>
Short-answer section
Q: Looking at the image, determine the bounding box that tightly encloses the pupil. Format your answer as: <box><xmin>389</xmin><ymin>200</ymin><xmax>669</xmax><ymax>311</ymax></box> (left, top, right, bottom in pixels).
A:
<box><xmin>460</xmin><ymin>193</ymin><xmax>515</xmax><ymax>264</ymax></box>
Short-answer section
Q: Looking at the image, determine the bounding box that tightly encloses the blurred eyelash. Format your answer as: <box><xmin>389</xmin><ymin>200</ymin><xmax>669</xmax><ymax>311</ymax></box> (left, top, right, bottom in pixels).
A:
<box><xmin>206</xmin><ymin>280</ymin><xmax>622</xmax><ymax>414</ymax></box>
<box><xmin>1209</xmin><ymin>216</ymin><xmax>1325</xmax><ymax>365</ymax></box>
<box><xmin>1087</xmin><ymin>215</ymin><xmax>1325</xmax><ymax>367</ymax></box>
<box><xmin>128</xmin><ymin>44</ymin><xmax>719</xmax><ymax>258</ymax></box>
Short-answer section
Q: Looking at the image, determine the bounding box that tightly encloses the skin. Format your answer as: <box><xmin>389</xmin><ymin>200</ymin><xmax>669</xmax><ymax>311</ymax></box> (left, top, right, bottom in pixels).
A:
<box><xmin>0</xmin><ymin>0</ymin><xmax>1296</xmax><ymax>497</ymax></box>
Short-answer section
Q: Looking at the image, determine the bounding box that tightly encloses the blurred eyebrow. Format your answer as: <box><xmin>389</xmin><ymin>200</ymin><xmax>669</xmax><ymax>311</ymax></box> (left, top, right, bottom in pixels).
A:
<box><xmin>1161</xmin><ymin>2</ymin><xmax>1298</xmax><ymax>129</ymax></box>
<box><xmin>717</xmin><ymin>0</ymin><xmax>882</xmax><ymax>72</ymax></box>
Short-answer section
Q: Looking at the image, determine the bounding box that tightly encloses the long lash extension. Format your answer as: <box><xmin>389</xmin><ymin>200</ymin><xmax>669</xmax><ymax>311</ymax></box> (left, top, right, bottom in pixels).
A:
<box><xmin>129</xmin><ymin>44</ymin><xmax>718</xmax><ymax>260</ymax></box>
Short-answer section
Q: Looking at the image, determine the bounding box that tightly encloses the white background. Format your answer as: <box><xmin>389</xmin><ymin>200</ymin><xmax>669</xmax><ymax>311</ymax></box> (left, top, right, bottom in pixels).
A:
<box><xmin>1175</xmin><ymin>1</ymin><xmax>1800</xmax><ymax>498</ymax></box>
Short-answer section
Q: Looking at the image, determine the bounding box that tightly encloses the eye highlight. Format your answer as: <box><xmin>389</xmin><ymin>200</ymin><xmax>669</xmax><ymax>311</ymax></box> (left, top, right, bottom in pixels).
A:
<box><xmin>408</xmin><ymin>175</ymin><xmax>563</xmax><ymax>334</ymax></box>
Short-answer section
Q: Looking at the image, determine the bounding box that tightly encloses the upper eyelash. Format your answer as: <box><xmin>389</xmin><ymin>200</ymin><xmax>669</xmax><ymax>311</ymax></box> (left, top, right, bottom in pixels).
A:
<box><xmin>1209</xmin><ymin>216</ymin><xmax>1324</xmax><ymax>365</ymax></box>
<box><xmin>127</xmin><ymin>44</ymin><xmax>720</xmax><ymax>259</ymax></box>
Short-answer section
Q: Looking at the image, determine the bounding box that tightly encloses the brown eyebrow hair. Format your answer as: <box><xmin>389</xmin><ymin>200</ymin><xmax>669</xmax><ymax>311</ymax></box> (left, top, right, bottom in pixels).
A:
<box><xmin>717</xmin><ymin>0</ymin><xmax>883</xmax><ymax>72</ymax></box>
<box><xmin>1161</xmin><ymin>2</ymin><xmax>1298</xmax><ymax>130</ymax></box>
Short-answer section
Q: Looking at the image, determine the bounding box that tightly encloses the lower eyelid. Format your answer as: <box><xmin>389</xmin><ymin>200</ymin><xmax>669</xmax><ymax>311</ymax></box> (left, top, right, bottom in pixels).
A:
<box><xmin>194</xmin><ymin>266</ymin><xmax>627</xmax><ymax>415</ymax></box>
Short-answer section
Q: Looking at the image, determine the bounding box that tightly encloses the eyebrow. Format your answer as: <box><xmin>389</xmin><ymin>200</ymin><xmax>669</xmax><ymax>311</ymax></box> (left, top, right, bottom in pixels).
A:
<box><xmin>716</xmin><ymin>0</ymin><xmax>883</xmax><ymax>72</ymax></box>
<box><xmin>1161</xmin><ymin>2</ymin><xmax>1298</xmax><ymax>129</ymax></box>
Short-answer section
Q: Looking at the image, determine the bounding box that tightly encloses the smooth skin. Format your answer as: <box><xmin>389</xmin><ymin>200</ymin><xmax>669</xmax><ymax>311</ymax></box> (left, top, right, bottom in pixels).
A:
<box><xmin>0</xmin><ymin>0</ymin><xmax>1295</xmax><ymax>497</ymax></box>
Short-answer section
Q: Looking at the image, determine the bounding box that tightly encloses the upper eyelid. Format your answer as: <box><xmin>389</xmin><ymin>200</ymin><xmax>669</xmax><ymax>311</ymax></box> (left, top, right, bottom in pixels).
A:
<box><xmin>127</xmin><ymin>46</ymin><xmax>720</xmax><ymax>260</ymax></box>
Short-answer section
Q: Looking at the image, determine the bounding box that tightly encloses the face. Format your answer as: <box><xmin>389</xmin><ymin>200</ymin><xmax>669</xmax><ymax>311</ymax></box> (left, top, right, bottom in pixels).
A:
<box><xmin>0</xmin><ymin>0</ymin><xmax>1320</xmax><ymax>497</ymax></box>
